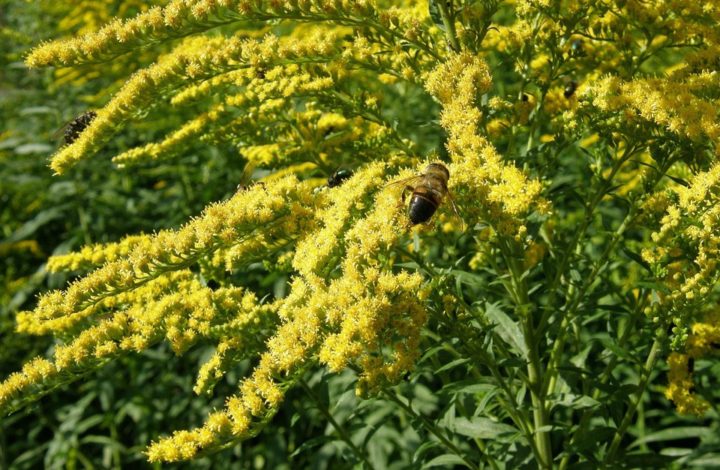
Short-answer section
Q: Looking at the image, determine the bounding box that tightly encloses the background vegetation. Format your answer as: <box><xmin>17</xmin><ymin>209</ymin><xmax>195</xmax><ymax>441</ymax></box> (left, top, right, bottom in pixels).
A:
<box><xmin>1</xmin><ymin>0</ymin><xmax>719</xmax><ymax>468</ymax></box>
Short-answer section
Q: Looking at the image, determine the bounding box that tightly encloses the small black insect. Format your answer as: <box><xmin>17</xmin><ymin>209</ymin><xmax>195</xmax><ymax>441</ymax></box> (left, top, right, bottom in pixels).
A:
<box><xmin>521</xmin><ymin>93</ymin><xmax>529</xmax><ymax>102</ymax></box>
<box><xmin>564</xmin><ymin>81</ymin><xmax>577</xmax><ymax>98</ymax></box>
<box><xmin>62</xmin><ymin>111</ymin><xmax>97</xmax><ymax>145</ymax></box>
<box><xmin>327</xmin><ymin>169</ymin><xmax>353</xmax><ymax>188</ymax></box>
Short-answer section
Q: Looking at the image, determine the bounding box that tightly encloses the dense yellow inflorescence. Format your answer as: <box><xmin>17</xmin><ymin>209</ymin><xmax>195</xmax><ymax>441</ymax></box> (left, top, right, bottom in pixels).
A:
<box><xmin>48</xmin><ymin>31</ymin><xmax>347</xmax><ymax>174</ymax></box>
<box><xmin>146</xmin><ymin>168</ymin><xmax>428</xmax><ymax>460</ymax></box>
<box><xmin>587</xmin><ymin>75</ymin><xmax>720</xmax><ymax>152</ymax></box>
<box><xmin>0</xmin><ymin>271</ymin><xmax>217</xmax><ymax>410</ymax></box>
<box><xmin>47</xmin><ymin>234</ymin><xmax>149</xmax><ymax>272</ymax></box>
<box><xmin>644</xmin><ymin>163</ymin><xmax>720</xmax><ymax>314</ymax></box>
<box><xmin>16</xmin><ymin>176</ymin><xmax>315</xmax><ymax>336</ymax></box>
<box><xmin>666</xmin><ymin>311</ymin><xmax>720</xmax><ymax>415</ymax></box>
<box><xmin>9</xmin><ymin>0</ymin><xmax>720</xmax><ymax>461</ymax></box>
<box><xmin>426</xmin><ymin>52</ymin><xmax>545</xmax><ymax>234</ymax></box>
<box><xmin>26</xmin><ymin>0</ymin><xmax>438</xmax><ymax>69</ymax></box>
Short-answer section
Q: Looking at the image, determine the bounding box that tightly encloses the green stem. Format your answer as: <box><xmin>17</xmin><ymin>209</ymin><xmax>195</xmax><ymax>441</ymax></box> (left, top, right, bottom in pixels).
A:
<box><xmin>537</xmin><ymin>145</ymin><xmax>636</xmax><ymax>336</ymax></box>
<box><xmin>437</xmin><ymin>0</ymin><xmax>461</xmax><ymax>52</ymax></box>
<box><xmin>397</xmin><ymin>249</ymin><xmax>544</xmax><ymax>465</ymax></box>
<box><xmin>543</xmin><ymin>206</ymin><xmax>637</xmax><ymax>396</ymax></box>
<box><xmin>540</xmin><ymin>144</ymin><xmax>640</xmax><ymax>395</ymax></box>
<box><xmin>299</xmin><ymin>380</ymin><xmax>373</xmax><ymax>468</ymax></box>
<box><xmin>501</xmin><ymin>240</ymin><xmax>552</xmax><ymax>469</ymax></box>
<box><xmin>382</xmin><ymin>388</ymin><xmax>478</xmax><ymax>470</ymax></box>
<box><xmin>557</xmin><ymin>294</ymin><xmax>648</xmax><ymax>470</ymax></box>
<box><xmin>603</xmin><ymin>336</ymin><xmax>664</xmax><ymax>465</ymax></box>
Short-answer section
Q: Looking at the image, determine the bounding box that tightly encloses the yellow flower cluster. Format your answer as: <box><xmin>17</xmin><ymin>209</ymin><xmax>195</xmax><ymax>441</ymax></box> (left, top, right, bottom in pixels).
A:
<box><xmin>16</xmin><ymin>176</ymin><xmax>314</xmax><ymax>335</ymax></box>
<box><xmin>621</xmin><ymin>1</ymin><xmax>720</xmax><ymax>45</ymax></box>
<box><xmin>170</xmin><ymin>68</ymin><xmax>256</xmax><ymax>106</ymax></box>
<box><xmin>148</xmin><ymin>243</ymin><xmax>426</xmax><ymax>462</ymax></box>
<box><xmin>1</xmin><ymin>271</ymin><xmax>201</xmax><ymax>410</ymax></box>
<box><xmin>7</xmin><ymin>150</ymin><xmax>433</xmax><ymax>461</ymax></box>
<box><xmin>293</xmin><ymin>162</ymin><xmax>386</xmax><ymax>277</ymax></box>
<box><xmin>113</xmin><ymin>65</ymin><xmax>337</xmax><ymax>166</ymax></box>
<box><xmin>47</xmin><ymin>234</ymin><xmax>148</xmax><ymax>273</ymax></box>
<box><xmin>665</xmin><ymin>311</ymin><xmax>720</xmax><ymax>415</ymax></box>
<box><xmin>666</xmin><ymin>353</ymin><xmax>709</xmax><ymax>415</ymax></box>
<box><xmin>195</xmin><ymin>288</ymin><xmax>280</xmax><ymax>395</ymax></box>
<box><xmin>643</xmin><ymin>163</ymin><xmax>720</xmax><ymax>308</ymax></box>
<box><xmin>48</xmin><ymin>31</ymin><xmax>343</xmax><ymax>174</ymax></box>
<box><xmin>587</xmin><ymin>74</ymin><xmax>720</xmax><ymax>152</ymax></box>
<box><xmin>425</xmin><ymin>52</ymin><xmax>545</xmax><ymax>234</ymax></box>
<box><xmin>138</xmin><ymin>159</ymin><xmax>433</xmax><ymax>461</ymax></box>
<box><xmin>26</xmin><ymin>0</ymin><xmax>437</xmax><ymax>68</ymax></box>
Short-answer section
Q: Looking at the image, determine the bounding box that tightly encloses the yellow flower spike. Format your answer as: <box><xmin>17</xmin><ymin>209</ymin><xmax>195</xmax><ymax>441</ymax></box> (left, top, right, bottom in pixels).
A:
<box><xmin>47</xmin><ymin>234</ymin><xmax>151</xmax><ymax>273</ymax></box>
<box><xmin>647</xmin><ymin>163</ymin><xmax>720</xmax><ymax>323</ymax></box>
<box><xmin>27</xmin><ymin>0</ymin><xmax>437</xmax><ymax>72</ymax></box>
<box><xmin>585</xmin><ymin>74</ymin><xmax>720</xmax><ymax>149</ymax></box>
<box><xmin>293</xmin><ymin>161</ymin><xmax>387</xmax><ymax>277</ymax></box>
<box><xmin>16</xmin><ymin>177</ymin><xmax>314</xmax><ymax>336</ymax></box>
<box><xmin>665</xmin><ymin>352</ymin><xmax>710</xmax><ymax>415</ymax></box>
<box><xmin>48</xmin><ymin>31</ymin><xmax>347</xmax><ymax>174</ymax></box>
<box><xmin>426</xmin><ymin>52</ymin><xmax>545</xmax><ymax>233</ymax></box>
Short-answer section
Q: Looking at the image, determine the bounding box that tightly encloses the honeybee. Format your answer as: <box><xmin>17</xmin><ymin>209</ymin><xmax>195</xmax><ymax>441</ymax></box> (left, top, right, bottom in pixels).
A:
<box><xmin>327</xmin><ymin>168</ymin><xmax>353</xmax><ymax>188</ymax></box>
<box><xmin>387</xmin><ymin>163</ymin><xmax>461</xmax><ymax>226</ymax></box>
<box><xmin>55</xmin><ymin>111</ymin><xmax>97</xmax><ymax>145</ymax></box>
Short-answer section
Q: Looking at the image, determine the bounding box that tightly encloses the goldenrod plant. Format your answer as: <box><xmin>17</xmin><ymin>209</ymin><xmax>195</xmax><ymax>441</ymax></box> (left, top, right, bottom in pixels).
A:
<box><xmin>3</xmin><ymin>0</ymin><xmax>720</xmax><ymax>467</ymax></box>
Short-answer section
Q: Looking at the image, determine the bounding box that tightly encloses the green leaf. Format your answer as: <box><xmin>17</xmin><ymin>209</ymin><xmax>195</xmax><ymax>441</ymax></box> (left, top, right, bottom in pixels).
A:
<box><xmin>635</xmin><ymin>280</ymin><xmax>672</xmax><ymax>294</ymax></box>
<box><xmin>19</xmin><ymin>106</ymin><xmax>56</xmax><ymax>115</ymax></box>
<box><xmin>423</xmin><ymin>454</ymin><xmax>469</xmax><ymax>468</ymax></box>
<box><xmin>75</xmin><ymin>415</ymin><xmax>104</xmax><ymax>434</ymax></box>
<box><xmin>289</xmin><ymin>436</ymin><xmax>327</xmax><ymax>458</ymax></box>
<box><xmin>442</xmin><ymin>380</ymin><xmax>496</xmax><ymax>395</ymax></box>
<box><xmin>449</xmin><ymin>269</ymin><xmax>486</xmax><ymax>289</ymax></box>
<box><xmin>554</xmin><ymin>394</ymin><xmax>600</xmax><ymax>410</ymax></box>
<box><xmin>659</xmin><ymin>447</ymin><xmax>693</xmax><ymax>457</ymax></box>
<box><xmin>79</xmin><ymin>435</ymin><xmax>126</xmax><ymax>451</ymax></box>
<box><xmin>484</xmin><ymin>302</ymin><xmax>528</xmax><ymax>359</ymax></box>
<box><xmin>449</xmin><ymin>417</ymin><xmax>518</xmax><ymax>440</ymax></box>
<box><xmin>688</xmin><ymin>454</ymin><xmax>720</xmax><ymax>466</ymax></box>
<box><xmin>10</xmin><ymin>443</ymin><xmax>49</xmax><ymax>467</ymax></box>
<box><xmin>4</xmin><ymin>206</ymin><xmax>69</xmax><ymax>243</ymax></box>
<box><xmin>630</xmin><ymin>427</ymin><xmax>713</xmax><ymax>448</ymax></box>
<box><xmin>435</xmin><ymin>357</ymin><xmax>471</xmax><ymax>374</ymax></box>
<box><xmin>413</xmin><ymin>440</ymin><xmax>440</xmax><ymax>463</ymax></box>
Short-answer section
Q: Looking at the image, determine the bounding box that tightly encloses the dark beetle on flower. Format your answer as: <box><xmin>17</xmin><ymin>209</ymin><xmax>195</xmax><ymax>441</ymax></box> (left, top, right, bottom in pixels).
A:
<box><xmin>57</xmin><ymin>111</ymin><xmax>97</xmax><ymax>145</ymax></box>
<box><xmin>564</xmin><ymin>80</ymin><xmax>577</xmax><ymax>98</ymax></box>
<box><xmin>327</xmin><ymin>168</ymin><xmax>353</xmax><ymax>188</ymax></box>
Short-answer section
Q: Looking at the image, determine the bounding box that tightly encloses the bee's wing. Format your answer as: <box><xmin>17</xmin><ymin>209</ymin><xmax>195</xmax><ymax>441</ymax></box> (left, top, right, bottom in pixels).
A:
<box><xmin>51</xmin><ymin>118</ymin><xmax>73</xmax><ymax>142</ymax></box>
<box><xmin>383</xmin><ymin>175</ymin><xmax>423</xmax><ymax>189</ymax></box>
<box><xmin>237</xmin><ymin>161</ymin><xmax>257</xmax><ymax>188</ymax></box>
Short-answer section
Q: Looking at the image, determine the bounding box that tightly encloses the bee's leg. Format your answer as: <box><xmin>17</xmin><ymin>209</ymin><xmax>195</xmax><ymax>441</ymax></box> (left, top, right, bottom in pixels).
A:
<box><xmin>401</xmin><ymin>185</ymin><xmax>414</xmax><ymax>203</ymax></box>
<box><xmin>398</xmin><ymin>186</ymin><xmax>414</xmax><ymax>212</ymax></box>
